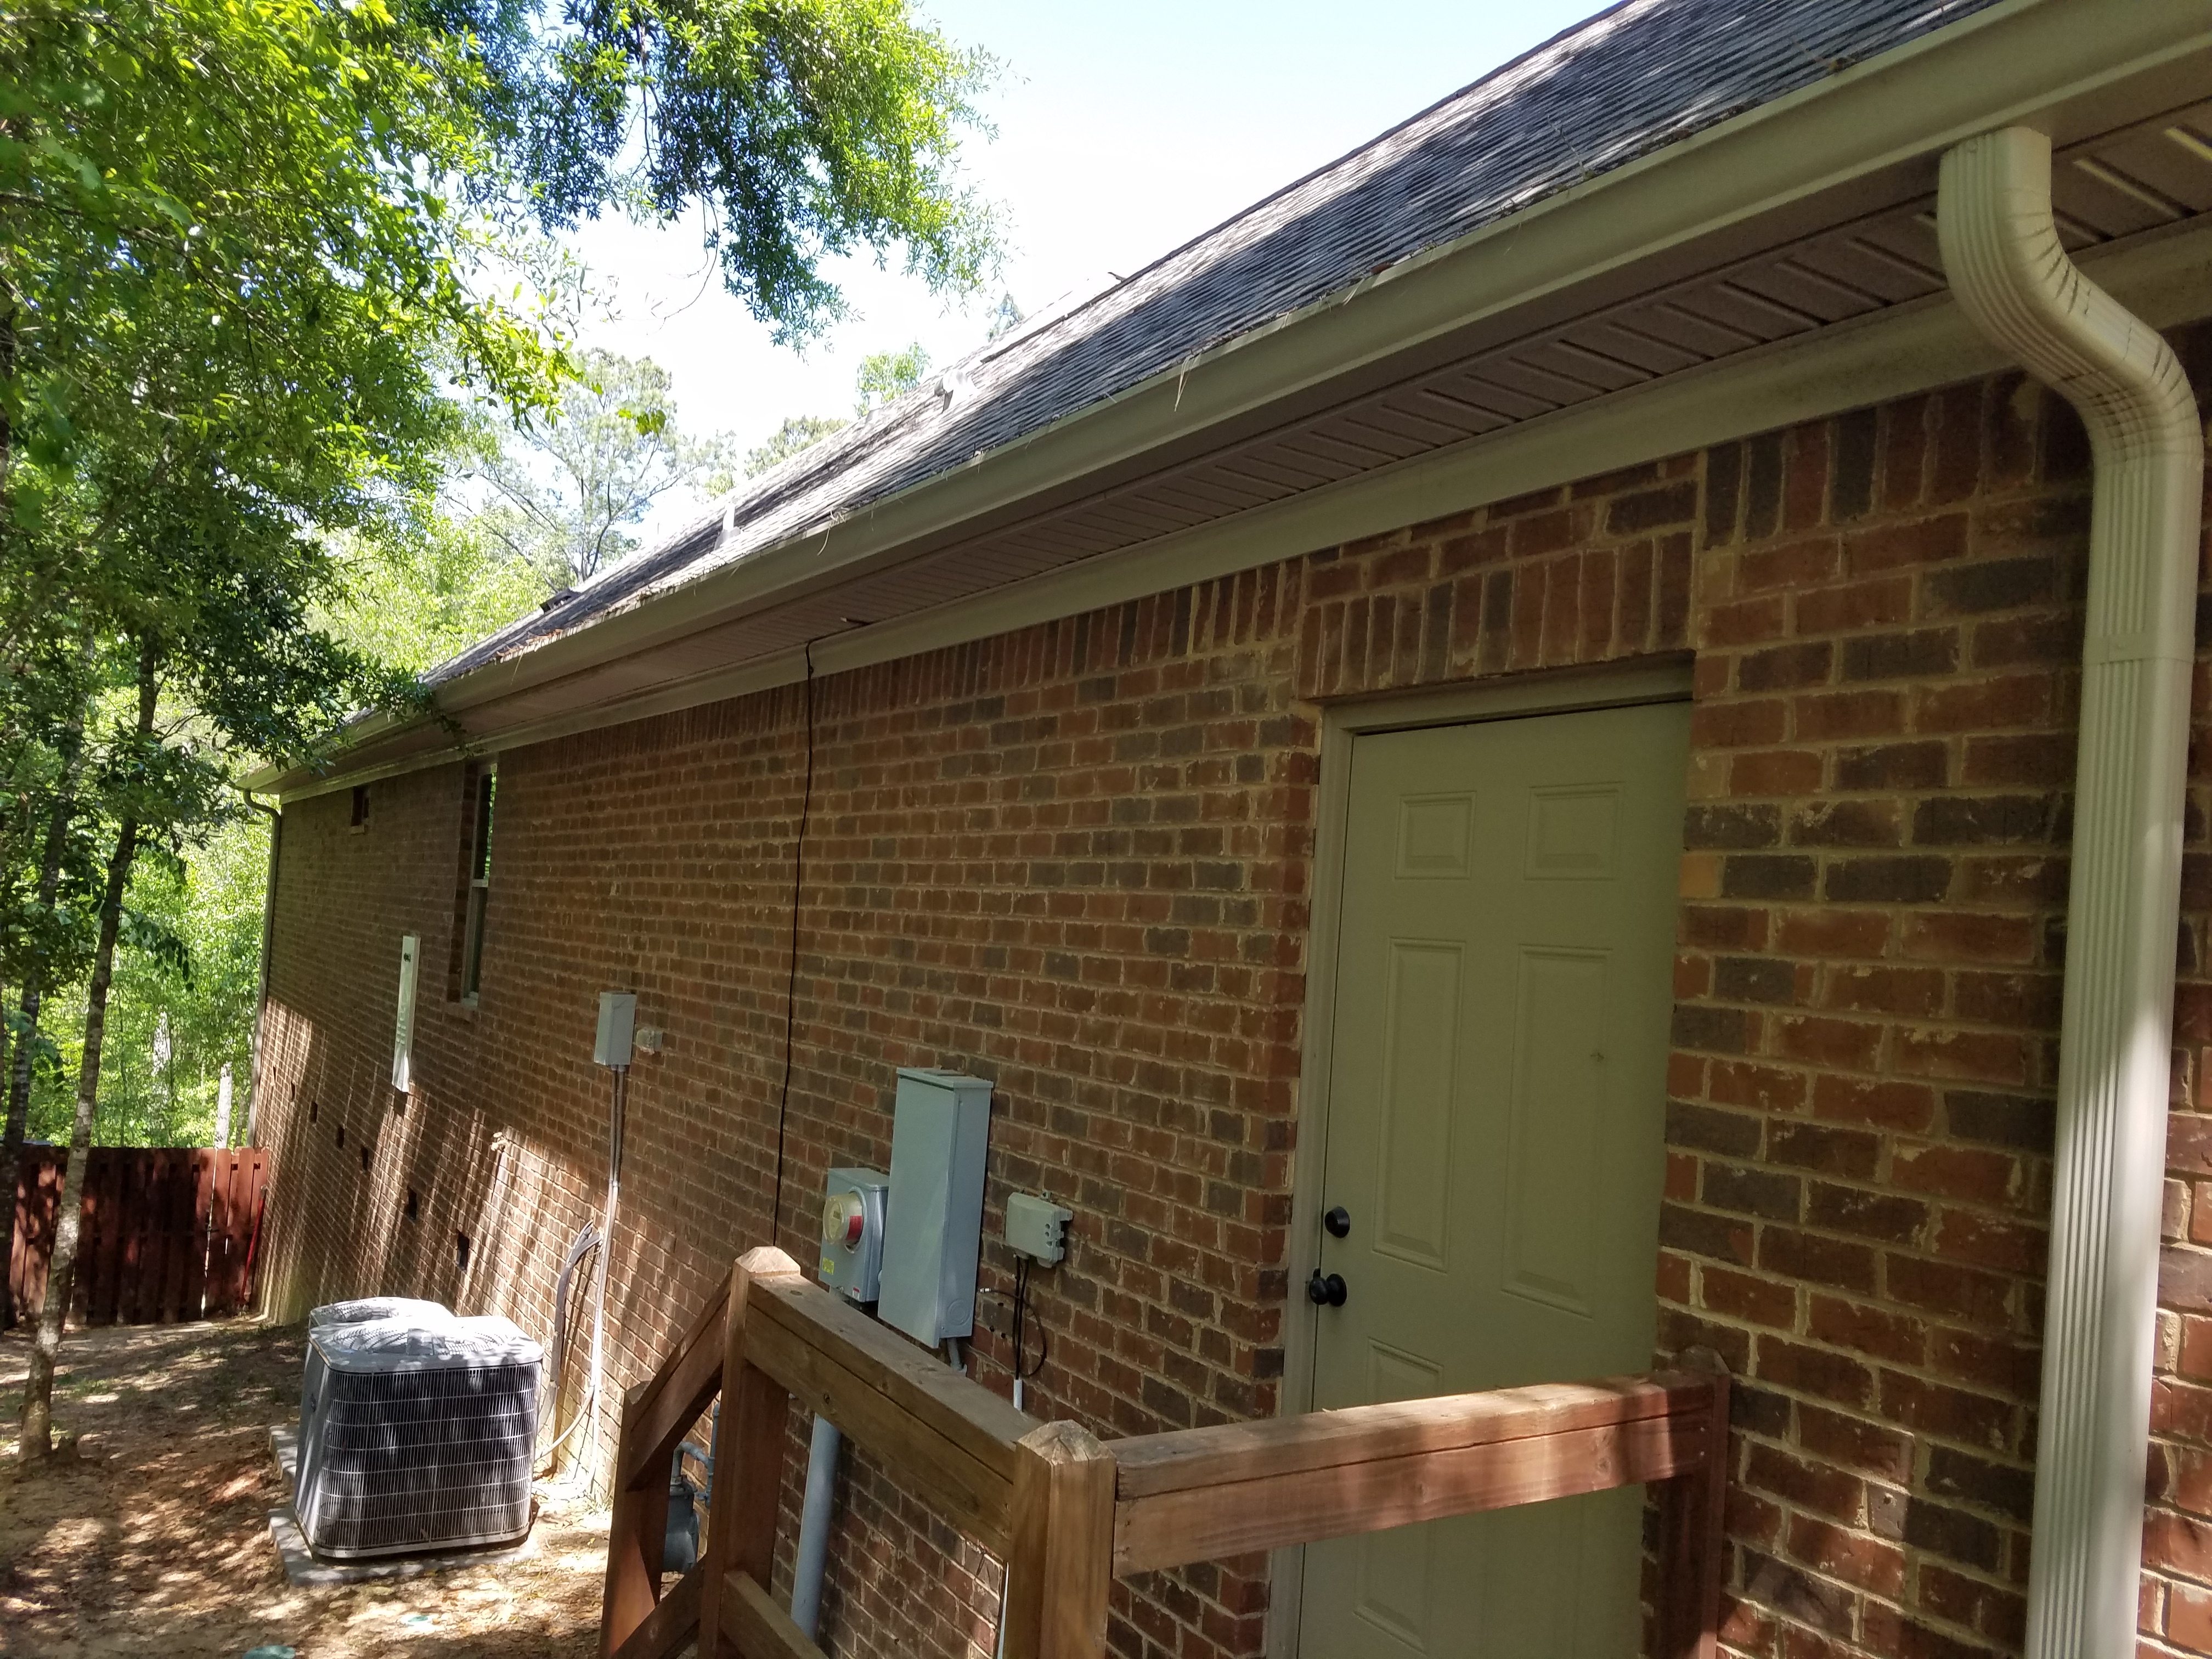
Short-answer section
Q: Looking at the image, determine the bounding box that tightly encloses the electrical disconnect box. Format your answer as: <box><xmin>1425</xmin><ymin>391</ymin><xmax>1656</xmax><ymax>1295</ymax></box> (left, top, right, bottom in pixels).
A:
<box><xmin>879</xmin><ymin>1069</ymin><xmax>992</xmax><ymax>1346</ymax></box>
<box><xmin>594</xmin><ymin>992</ymin><xmax>636</xmax><ymax>1067</ymax></box>
<box><xmin>817</xmin><ymin>1167</ymin><xmax>889</xmax><ymax>1303</ymax></box>
<box><xmin>1005</xmin><ymin>1192</ymin><xmax>1074</xmax><ymax>1265</ymax></box>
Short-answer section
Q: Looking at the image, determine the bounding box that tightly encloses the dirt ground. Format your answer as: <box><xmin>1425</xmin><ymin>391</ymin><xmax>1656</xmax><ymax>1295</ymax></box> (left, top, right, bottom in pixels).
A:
<box><xmin>0</xmin><ymin>1317</ymin><xmax>611</xmax><ymax>1657</ymax></box>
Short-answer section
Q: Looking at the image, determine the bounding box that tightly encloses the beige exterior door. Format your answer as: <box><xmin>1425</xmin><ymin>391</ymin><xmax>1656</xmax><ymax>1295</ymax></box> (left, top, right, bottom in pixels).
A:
<box><xmin>1300</xmin><ymin>699</ymin><xmax>1689</xmax><ymax>1658</ymax></box>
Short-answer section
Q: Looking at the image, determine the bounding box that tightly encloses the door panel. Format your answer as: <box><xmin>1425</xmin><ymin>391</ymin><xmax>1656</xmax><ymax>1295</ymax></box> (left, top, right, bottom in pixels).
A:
<box><xmin>1503</xmin><ymin>947</ymin><xmax>1609</xmax><ymax>1316</ymax></box>
<box><xmin>1375</xmin><ymin>941</ymin><xmax>1463</xmax><ymax>1269</ymax></box>
<box><xmin>1300</xmin><ymin>700</ymin><xmax>1689</xmax><ymax>1658</ymax></box>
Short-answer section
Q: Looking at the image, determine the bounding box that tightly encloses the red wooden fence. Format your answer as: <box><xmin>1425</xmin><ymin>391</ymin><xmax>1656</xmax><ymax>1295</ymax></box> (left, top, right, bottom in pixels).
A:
<box><xmin>8</xmin><ymin>1146</ymin><xmax>269</xmax><ymax>1325</ymax></box>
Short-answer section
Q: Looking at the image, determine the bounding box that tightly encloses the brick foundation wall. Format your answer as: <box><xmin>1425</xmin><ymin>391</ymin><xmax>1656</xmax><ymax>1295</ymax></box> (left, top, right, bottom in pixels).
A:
<box><xmin>256</xmin><ymin>328</ymin><xmax>2212</xmax><ymax>1659</ymax></box>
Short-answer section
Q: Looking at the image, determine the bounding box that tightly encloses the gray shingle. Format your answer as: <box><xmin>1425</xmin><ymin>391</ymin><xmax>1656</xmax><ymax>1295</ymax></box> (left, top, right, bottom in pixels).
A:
<box><xmin>435</xmin><ymin>0</ymin><xmax>2000</xmax><ymax>684</ymax></box>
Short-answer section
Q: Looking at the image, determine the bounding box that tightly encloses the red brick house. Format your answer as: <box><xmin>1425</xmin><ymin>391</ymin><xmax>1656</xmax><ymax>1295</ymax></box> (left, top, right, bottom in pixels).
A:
<box><xmin>247</xmin><ymin>1</ymin><xmax>2212</xmax><ymax>1655</ymax></box>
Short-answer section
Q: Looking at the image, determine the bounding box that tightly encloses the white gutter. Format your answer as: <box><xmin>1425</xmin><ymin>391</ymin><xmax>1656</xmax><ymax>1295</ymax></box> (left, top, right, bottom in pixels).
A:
<box><xmin>1938</xmin><ymin>127</ymin><xmax>2203</xmax><ymax>1659</ymax></box>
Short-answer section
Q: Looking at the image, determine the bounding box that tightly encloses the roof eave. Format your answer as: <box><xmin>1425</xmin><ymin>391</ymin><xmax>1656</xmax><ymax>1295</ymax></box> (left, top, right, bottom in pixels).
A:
<box><xmin>253</xmin><ymin>0</ymin><xmax>2212</xmax><ymax>797</ymax></box>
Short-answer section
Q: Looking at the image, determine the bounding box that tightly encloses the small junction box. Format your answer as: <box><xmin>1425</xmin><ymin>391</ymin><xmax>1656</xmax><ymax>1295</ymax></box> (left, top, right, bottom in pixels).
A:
<box><xmin>1004</xmin><ymin>1192</ymin><xmax>1073</xmax><ymax>1265</ymax></box>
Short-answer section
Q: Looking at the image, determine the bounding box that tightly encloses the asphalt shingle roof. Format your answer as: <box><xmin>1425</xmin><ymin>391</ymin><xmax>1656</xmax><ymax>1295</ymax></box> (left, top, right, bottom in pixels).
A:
<box><xmin>435</xmin><ymin>0</ymin><xmax>2002</xmax><ymax>685</ymax></box>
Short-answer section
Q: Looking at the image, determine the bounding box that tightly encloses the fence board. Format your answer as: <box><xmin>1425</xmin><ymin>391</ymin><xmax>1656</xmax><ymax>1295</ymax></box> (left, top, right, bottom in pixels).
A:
<box><xmin>120</xmin><ymin>1152</ymin><xmax>154</xmax><ymax>1324</ymax></box>
<box><xmin>81</xmin><ymin>1152</ymin><xmax>116</xmax><ymax>1324</ymax></box>
<box><xmin>7</xmin><ymin>1146</ymin><xmax>269</xmax><ymax>1325</ymax></box>
<box><xmin>208</xmin><ymin>1149</ymin><xmax>268</xmax><ymax>1317</ymax></box>
<box><xmin>8</xmin><ymin>1154</ymin><xmax>60</xmax><ymax>1321</ymax></box>
<box><xmin>160</xmin><ymin>1153</ymin><xmax>194</xmax><ymax>1322</ymax></box>
<box><xmin>180</xmin><ymin>1151</ymin><xmax>212</xmax><ymax>1320</ymax></box>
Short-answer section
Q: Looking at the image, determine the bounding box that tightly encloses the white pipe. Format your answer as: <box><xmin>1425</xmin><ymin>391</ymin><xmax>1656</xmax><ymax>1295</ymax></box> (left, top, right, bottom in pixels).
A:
<box><xmin>549</xmin><ymin>1065</ymin><xmax>626</xmax><ymax>1485</ymax></box>
<box><xmin>791</xmin><ymin>1413</ymin><xmax>842</xmax><ymax>1639</ymax></box>
<box><xmin>538</xmin><ymin>1222</ymin><xmax>602</xmax><ymax>1467</ymax></box>
<box><xmin>586</xmin><ymin>1068</ymin><xmax>626</xmax><ymax>1465</ymax></box>
<box><xmin>1938</xmin><ymin>126</ymin><xmax>2203</xmax><ymax>1659</ymax></box>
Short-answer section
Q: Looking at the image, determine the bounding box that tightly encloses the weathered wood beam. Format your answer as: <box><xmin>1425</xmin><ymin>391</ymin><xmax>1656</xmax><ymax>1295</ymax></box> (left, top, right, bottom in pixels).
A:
<box><xmin>1111</xmin><ymin>1377</ymin><xmax>1723</xmax><ymax>1575</ymax></box>
<box><xmin>718</xmin><ymin>1567</ymin><xmax>831</xmax><ymax>1659</ymax></box>
<box><xmin>698</xmin><ymin>1248</ymin><xmax>797</xmax><ymax>1657</ymax></box>
<box><xmin>600</xmin><ymin>1385</ymin><xmax>679</xmax><ymax>1657</ymax></box>
<box><xmin>606</xmin><ymin>1560</ymin><xmax>703</xmax><ymax>1659</ymax></box>
<box><xmin>614</xmin><ymin>1267</ymin><xmax>734</xmax><ymax>1494</ymax></box>
<box><xmin>1111</xmin><ymin>1372</ymin><xmax>1712</xmax><ymax>1497</ymax></box>
<box><xmin>1653</xmin><ymin>1362</ymin><xmax>1731</xmax><ymax>1659</ymax></box>
<box><xmin>1003</xmin><ymin>1421</ymin><xmax>1117</xmax><ymax>1659</ymax></box>
<box><xmin>749</xmin><ymin>1270</ymin><xmax>1035</xmax><ymax>1474</ymax></box>
<box><xmin>744</xmin><ymin>1270</ymin><xmax>1036</xmax><ymax>1554</ymax></box>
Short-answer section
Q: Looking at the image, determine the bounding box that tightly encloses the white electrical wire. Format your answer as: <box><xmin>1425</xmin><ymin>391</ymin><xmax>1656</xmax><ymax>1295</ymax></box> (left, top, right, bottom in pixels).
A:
<box><xmin>540</xmin><ymin>1065</ymin><xmax>627</xmax><ymax>1492</ymax></box>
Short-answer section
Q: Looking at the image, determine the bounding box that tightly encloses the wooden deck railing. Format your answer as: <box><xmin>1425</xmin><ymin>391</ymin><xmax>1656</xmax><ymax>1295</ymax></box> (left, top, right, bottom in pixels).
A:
<box><xmin>600</xmin><ymin>1246</ymin><xmax>1728</xmax><ymax>1659</ymax></box>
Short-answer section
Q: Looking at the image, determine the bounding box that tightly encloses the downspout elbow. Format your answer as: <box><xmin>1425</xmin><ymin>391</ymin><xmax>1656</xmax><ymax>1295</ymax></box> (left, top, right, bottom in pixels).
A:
<box><xmin>1938</xmin><ymin>126</ymin><xmax>2203</xmax><ymax>1659</ymax></box>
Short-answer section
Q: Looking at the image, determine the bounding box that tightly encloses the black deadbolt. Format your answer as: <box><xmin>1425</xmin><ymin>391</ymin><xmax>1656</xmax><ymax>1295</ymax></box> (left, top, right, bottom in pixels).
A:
<box><xmin>1323</xmin><ymin>1205</ymin><xmax>1351</xmax><ymax>1238</ymax></box>
<box><xmin>1306</xmin><ymin>1269</ymin><xmax>1348</xmax><ymax>1307</ymax></box>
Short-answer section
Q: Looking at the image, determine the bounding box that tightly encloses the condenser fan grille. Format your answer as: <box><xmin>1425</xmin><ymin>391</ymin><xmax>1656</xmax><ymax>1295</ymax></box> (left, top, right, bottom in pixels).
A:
<box><xmin>295</xmin><ymin>1311</ymin><xmax>541</xmax><ymax>1560</ymax></box>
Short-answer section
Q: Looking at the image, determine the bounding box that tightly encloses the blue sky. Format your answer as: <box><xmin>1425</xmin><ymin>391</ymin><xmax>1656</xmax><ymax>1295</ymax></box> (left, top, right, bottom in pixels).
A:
<box><xmin>577</xmin><ymin>1</ymin><xmax>1609</xmax><ymax>534</ymax></box>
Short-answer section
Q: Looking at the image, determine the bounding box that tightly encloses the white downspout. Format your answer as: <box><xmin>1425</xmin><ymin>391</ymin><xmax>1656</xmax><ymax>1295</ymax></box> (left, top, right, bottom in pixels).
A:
<box><xmin>1938</xmin><ymin>127</ymin><xmax>2203</xmax><ymax>1659</ymax></box>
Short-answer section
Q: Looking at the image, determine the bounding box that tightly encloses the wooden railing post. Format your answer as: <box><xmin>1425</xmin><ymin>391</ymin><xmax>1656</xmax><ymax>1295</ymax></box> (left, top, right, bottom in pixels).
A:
<box><xmin>599</xmin><ymin>1263</ymin><xmax>741</xmax><ymax>1659</ymax></box>
<box><xmin>599</xmin><ymin>1383</ymin><xmax>670</xmax><ymax>1656</ymax></box>
<box><xmin>1652</xmin><ymin>1362</ymin><xmax>1730</xmax><ymax>1659</ymax></box>
<box><xmin>1003</xmin><ymin>1420</ymin><xmax>1116</xmax><ymax>1659</ymax></box>
<box><xmin>698</xmin><ymin>1246</ymin><xmax>799</xmax><ymax>1657</ymax></box>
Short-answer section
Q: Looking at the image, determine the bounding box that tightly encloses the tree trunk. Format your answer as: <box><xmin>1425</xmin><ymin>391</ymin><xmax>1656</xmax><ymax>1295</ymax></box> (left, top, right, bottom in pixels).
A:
<box><xmin>1</xmin><ymin>715</ymin><xmax>86</xmax><ymax>1332</ymax></box>
<box><xmin>18</xmin><ymin>654</ymin><xmax>151</xmax><ymax>1463</ymax></box>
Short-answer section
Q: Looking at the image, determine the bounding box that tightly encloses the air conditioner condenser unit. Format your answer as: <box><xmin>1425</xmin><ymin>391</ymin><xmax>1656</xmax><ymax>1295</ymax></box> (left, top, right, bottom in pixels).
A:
<box><xmin>294</xmin><ymin>1313</ymin><xmax>541</xmax><ymax>1560</ymax></box>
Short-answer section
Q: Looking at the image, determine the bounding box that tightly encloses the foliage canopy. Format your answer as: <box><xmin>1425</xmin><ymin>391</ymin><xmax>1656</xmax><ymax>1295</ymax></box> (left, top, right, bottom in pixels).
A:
<box><xmin>446</xmin><ymin>0</ymin><xmax>1001</xmax><ymax>343</ymax></box>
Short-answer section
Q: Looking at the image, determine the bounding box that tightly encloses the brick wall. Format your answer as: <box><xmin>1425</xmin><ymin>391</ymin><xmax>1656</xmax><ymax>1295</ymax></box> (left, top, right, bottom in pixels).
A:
<box><xmin>256</xmin><ymin>330</ymin><xmax>2212</xmax><ymax>1659</ymax></box>
<box><xmin>1660</xmin><ymin>331</ymin><xmax>2212</xmax><ymax>1659</ymax></box>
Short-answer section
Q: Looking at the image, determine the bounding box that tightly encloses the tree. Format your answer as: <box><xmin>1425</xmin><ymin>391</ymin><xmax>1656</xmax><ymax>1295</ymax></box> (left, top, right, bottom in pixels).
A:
<box><xmin>740</xmin><ymin>341</ymin><xmax>935</xmax><ymax>478</ymax></box>
<box><xmin>321</xmin><ymin>515</ymin><xmax>546</xmax><ymax>675</ymax></box>
<box><xmin>470</xmin><ymin>350</ymin><xmax>736</xmax><ymax>592</ymax></box>
<box><xmin>2</xmin><ymin>0</ymin><xmax>1005</xmax><ymax>1460</ymax></box>
<box><xmin>1</xmin><ymin>0</ymin><xmax>543</xmax><ymax>1460</ymax></box>
<box><xmin>855</xmin><ymin>343</ymin><xmax>932</xmax><ymax>415</ymax></box>
<box><xmin>746</xmin><ymin>414</ymin><xmax>848</xmax><ymax>477</ymax></box>
<box><xmin>0</xmin><ymin>632</ymin><xmax>104</xmax><ymax>1330</ymax></box>
<box><xmin>443</xmin><ymin>0</ymin><xmax>1001</xmax><ymax>343</ymax></box>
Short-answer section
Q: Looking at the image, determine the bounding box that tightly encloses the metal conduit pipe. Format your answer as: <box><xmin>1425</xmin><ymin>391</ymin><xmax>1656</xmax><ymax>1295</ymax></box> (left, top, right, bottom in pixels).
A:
<box><xmin>791</xmin><ymin>1413</ymin><xmax>842</xmax><ymax>1639</ymax></box>
<box><xmin>1937</xmin><ymin>126</ymin><xmax>2204</xmax><ymax>1659</ymax></box>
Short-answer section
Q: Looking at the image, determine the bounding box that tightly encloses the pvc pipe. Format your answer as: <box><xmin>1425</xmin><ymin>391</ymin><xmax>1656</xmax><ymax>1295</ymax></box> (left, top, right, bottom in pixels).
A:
<box><xmin>791</xmin><ymin>1412</ymin><xmax>842</xmax><ymax>1639</ymax></box>
<box><xmin>1938</xmin><ymin>126</ymin><xmax>2204</xmax><ymax>1659</ymax></box>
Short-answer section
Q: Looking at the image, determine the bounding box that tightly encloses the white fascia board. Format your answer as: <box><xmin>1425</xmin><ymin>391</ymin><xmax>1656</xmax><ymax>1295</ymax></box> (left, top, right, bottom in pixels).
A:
<box><xmin>263</xmin><ymin>0</ymin><xmax>2212</xmax><ymax>800</ymax></box>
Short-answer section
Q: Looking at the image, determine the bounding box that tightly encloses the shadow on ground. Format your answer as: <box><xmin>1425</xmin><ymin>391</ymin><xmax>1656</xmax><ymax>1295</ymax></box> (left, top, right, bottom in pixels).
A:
<box><xmin>0</xmin><ymin>1318</ymin><xmax>607</xmax><ymax>1657</ymax></box>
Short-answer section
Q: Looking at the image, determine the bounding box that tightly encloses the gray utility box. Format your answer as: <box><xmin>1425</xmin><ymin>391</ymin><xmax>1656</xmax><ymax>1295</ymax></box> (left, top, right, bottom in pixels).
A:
<box><xmin>879</xmin><ymin>1069</ymin><xmax>993</xmax><ymax>1347</ymax></box>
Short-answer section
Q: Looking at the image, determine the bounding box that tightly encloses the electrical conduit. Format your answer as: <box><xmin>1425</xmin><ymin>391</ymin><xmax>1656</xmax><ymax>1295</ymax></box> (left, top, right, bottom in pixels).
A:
<box><xmin>1937</xmin><ymin>126</ymin><xmax>2204</xmax><ymax>1659</ymax></box>
<box><xmin>791</xmin><ymin>1414</ymin><xmax>841</xmax><ymax>1639</ymax></box>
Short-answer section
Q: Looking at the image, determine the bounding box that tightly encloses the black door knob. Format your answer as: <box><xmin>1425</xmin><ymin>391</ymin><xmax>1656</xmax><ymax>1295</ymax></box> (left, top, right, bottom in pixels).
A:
<box><xmin>1306</xmin><ymin>1268</ymin><xmax>1347</xmax><ymax>1307</ymax></box>
<box><xmin>1323</xmin><ymin>1205</ymin><xmax>1351</xmax><ymax>1238</ymax></box>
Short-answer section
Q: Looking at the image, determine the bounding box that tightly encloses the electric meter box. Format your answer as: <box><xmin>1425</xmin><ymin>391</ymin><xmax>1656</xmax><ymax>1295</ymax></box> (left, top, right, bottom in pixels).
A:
<box><xmin>878</xmin><ymin>1069</ymin><xmax>993</xmax><ymax>1346</ymax></box>
<box><xmin>817</xmin><ymin>1167</ymin><xmax>889</xmax><ymax>1303</ymax></box>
